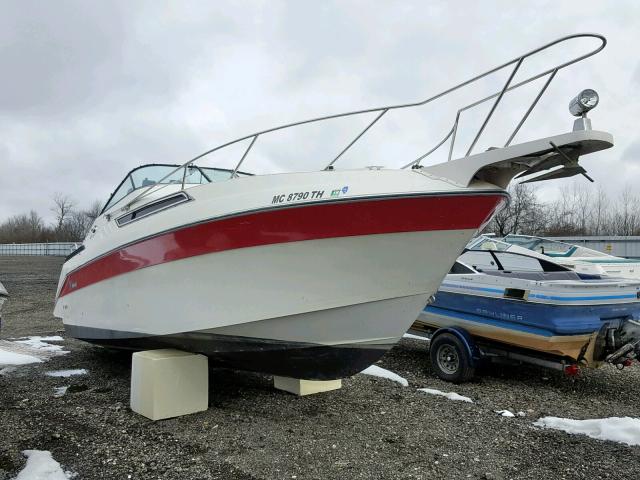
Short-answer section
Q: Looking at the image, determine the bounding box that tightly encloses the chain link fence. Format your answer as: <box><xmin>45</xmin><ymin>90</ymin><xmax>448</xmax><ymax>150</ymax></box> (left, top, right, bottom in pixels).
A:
<box><xmin>0</xmin><ymin>242</ymin><xmax>79</xmax><ymax>256</ymax></box>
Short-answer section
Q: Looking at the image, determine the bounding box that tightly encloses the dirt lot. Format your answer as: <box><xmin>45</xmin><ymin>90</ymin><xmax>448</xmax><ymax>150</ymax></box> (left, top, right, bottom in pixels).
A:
<box><xmin>1</xmin><ymin>256</ymin><xmax>639</xmax><ymax>480</ymax></box>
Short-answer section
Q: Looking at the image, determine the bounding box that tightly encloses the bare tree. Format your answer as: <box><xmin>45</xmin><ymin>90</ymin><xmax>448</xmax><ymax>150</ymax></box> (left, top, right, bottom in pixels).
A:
<box><xmin>590</xmin><ymin>185</ymin><xmax>610</xmax><ymax>235</ymax></box>
<box><xmin>64</xmin><ymin>211</ymin><xmax>93</xmax><ymax>240</ymax></box>
<box><xmin>84</xmin><ymin>200</ymin><xmax>103</xmax><ymax>224</ymax></box>
<box><xmin>546</xmin><ymin>185</ymin><xmax>578</xmax><ymax>235</ymax></box>
<box><xmin>0</xmin><ymin>210</ymin><xmax>46</xmax><ymax>243</ymax></box>
<box><xmin>573</xmin><ymin>183</ymin><xmax>591</xmax><ymax>234</ymax></box>
<box><xmin>486</xmin><ymin>183</ymin><xmax>545</xmax><ymax>236</ymax></box>
<box><xmin>27</xmin><ymin>210</ymin><xmax>45</xmax><ymax>240</ymax></box>
<box><xmin>51</xmin><ymin>193</ymin><xmax>75</xmax><ymax>231</ymax></box>
<box><xmin>613</xmin><ymin>186</ymin><xmax>640</xmax><ymax>236</ymax></box>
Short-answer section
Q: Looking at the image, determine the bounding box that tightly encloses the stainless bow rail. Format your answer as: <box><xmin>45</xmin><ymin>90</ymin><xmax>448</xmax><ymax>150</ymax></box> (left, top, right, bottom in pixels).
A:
<box><xmin>126</xmin><ymin>33</ymin><xmax>605</xmax><ymax>209</ymax></box>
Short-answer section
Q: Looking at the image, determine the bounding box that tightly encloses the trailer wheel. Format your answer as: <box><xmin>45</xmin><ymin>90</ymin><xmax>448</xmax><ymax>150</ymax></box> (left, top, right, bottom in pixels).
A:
<box><xmin>430</xmin><ymin>333</ymin><xmax>475</xmax><ymax>383</ymax></box>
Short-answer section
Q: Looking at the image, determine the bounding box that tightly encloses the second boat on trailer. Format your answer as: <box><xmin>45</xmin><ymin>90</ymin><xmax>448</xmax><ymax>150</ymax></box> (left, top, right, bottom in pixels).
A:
<box><xmin>412</xmin><ymin>246</ymin><xmax>640</xmax><ymax>382</ymax></box>
<box><xmin>55</xmin><ymin>34</ymin><xmax>614</xmax><ymax>380</ymax></box>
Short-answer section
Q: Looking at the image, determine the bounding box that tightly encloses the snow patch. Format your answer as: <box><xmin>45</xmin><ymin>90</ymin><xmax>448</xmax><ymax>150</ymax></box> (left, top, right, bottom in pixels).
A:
<box><xmin>534</xmin><ymin>416</ymin><xmax>640</xmax><ymax>446</ymax></box>
<box><xmin>0</xmin><ymin>335</ymin><xmax>68</xmax><ymax>368</ymax></box>
<box><xmin>14</xmin><ymin>450</ymin><xmax>73</xmax><ymax>480</ymax></box>
<box><xmin>53</xmin><ymin>386</ymin><xmax>69</xmax><ymax>398</ymax></box>
<box><xmin>14</xmin><ymin>336</ymin><xmax>69</xmax><ymax>355</ymax></box>
<box><xmin>0</xmin><ymin>349</ymin><xmax>42</xmax><ymax>366</ymax></box>
<box><xmin>360</xmin><ymin>365</ymin><xmax>408</xmax><ymax>386</ymax></box>
<box><xmin>403</xmin><ymin>333</ymin><xmax>429</xmax><ymax>342</ymax></box>
<box><xmin>45</xmin><ymin>369</ymin><xmax>87</xmax><ymax>378</ymax></box>
<box><xmin>418</xmin><ymin>388</ymin><xmax>473</xmax><ymax>403</ymax></box>
<box><xmin>496</xmin><ymin>410</ymin><xmax>515</xmax><ymax>417</ymax></box>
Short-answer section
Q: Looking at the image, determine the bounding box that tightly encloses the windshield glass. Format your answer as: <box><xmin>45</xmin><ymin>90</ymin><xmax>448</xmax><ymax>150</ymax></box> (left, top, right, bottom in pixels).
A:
<box><xmin>103</xmin><ymin>164</ymin><xmax>249</xmax><ymax>213</ymax></box>
<box><xmin>467</xmin><ymin>235</ymin><xmax>510</xmax><ymax>251</ymax></box>
<box><xmin>503</xmin><ymin>235</ymin><xmax>574</xmax><ymax>255</ymax></box>
<box><xmin>502</xmin><ymin>235</ymin><xmax>541</xmax><ymax>249</ymax></box>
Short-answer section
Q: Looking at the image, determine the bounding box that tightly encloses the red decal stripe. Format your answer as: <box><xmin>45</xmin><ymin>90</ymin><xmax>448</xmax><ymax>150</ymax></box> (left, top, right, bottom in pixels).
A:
<box><xmin>59</xmin><ymin>194</ymin><xmax>504</xmax><ymax>297</ymax></box>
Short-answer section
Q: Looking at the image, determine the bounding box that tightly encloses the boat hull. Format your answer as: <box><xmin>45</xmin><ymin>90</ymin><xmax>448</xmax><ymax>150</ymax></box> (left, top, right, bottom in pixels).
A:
<box><xmin>55</xmin><ymin>173</ymin><xmax>507</xmax><ymax>379</ymax></box>
<box><xmin>65</xmin><ymin>294</ymin><xmax>429</xmax><ymax>379</ymax></box>
<box><xmin>416</xmin><ymin>307</ymin><xmax>596</xmax><ymax>361</ymax></box>
<box><xmin>58</xmin><ymin>228</ymin><xmax>475</xmax><ymax>379</ymax></box>
<box><xmin>417</xmin><ymin>291</ymin><xmax>640</xmax><ymax>363</ymax></box>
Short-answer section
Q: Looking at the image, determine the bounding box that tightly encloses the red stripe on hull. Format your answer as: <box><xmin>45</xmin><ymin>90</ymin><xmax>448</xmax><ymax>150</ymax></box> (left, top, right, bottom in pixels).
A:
<box><xmin>59</xmin><ymin>193</ymin><xmax>505</xmax><ymax>297</ymax></box>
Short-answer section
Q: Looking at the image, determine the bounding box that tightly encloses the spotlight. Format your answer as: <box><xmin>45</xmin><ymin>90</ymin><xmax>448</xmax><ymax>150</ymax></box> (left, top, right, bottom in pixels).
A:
<box><xmin>569</xmin><ymin>89</ymin><xmax>599</xmax><ymax>117</ymax></box>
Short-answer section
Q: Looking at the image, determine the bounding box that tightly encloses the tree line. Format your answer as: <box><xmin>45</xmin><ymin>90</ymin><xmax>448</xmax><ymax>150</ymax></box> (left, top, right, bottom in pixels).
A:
<box><xmin>0</xmin><ymin>194</ymin><xmax>102</xmax><ymax>244</ymax></box>
<box><xmin>486</xmin><ymin>182</ymin><xmax>640</xmax><ymax>237</ymax></box>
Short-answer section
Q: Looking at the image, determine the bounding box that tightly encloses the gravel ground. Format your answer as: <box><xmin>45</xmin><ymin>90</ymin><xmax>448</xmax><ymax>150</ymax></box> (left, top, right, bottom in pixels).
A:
<box><xmin>1</xmin><ymin>256</ymin><xmax>639</xmax><ymax>479</ymax></box>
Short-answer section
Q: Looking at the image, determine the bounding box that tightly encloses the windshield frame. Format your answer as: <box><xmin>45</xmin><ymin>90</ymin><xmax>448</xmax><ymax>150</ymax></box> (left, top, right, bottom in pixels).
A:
<box><xmin>101</xmin><ymin>163</ymin><xmax>252</xmax><ymax>215</ymax></box>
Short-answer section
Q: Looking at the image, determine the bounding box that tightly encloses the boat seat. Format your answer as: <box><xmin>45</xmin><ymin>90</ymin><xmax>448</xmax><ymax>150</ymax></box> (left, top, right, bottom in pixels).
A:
<box><xmin>480</xmin><ymin>270</ymin><xmax>582</xmax><ymax>281</ymax></box>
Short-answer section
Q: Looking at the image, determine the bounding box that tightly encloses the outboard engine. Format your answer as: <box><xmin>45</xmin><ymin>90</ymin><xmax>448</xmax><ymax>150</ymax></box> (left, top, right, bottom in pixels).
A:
<box><xmin>603</xmin><ymin>319</ymin><xmax>640</xmax><ymax>368</ymax></box>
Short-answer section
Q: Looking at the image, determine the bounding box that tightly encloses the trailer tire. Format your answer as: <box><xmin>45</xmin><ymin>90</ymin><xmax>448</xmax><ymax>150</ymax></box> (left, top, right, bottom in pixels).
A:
<box><xmin>430</xmin><ymin>333</ymin><xmax>475</xmax><ymax>383</ymax></box>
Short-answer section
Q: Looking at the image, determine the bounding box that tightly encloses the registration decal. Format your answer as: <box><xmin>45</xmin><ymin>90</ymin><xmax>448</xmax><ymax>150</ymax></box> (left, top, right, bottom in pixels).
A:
<box><xmin>271</xmin><ymin>186</ymin><xmax>349</xmax><ymax>204</ymax></box>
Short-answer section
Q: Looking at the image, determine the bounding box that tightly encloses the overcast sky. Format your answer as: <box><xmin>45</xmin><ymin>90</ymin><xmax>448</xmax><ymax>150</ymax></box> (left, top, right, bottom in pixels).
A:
<box><xmin>1</xmin><ymin>0</ymin><xmax>639</xmax><ymax>223</ymax></box>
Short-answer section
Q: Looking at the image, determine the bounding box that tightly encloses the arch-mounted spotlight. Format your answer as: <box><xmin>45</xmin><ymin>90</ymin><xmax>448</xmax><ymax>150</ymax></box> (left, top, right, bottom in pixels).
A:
<box><xmin>569</xmin><ymin>89</ymin><xmax>599</xmax><ymax>116</ymax></box>
<box><xmin>570</xmin><ymin>89</ymin><xmax>599</xmax><ymax>131</ymax></box>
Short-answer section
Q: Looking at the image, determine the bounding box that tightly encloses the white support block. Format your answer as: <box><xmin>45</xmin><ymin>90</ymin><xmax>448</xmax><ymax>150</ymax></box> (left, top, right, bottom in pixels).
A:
<box><xmin>273</xmin><ymin>376</ymin><xmax>342</xmax><ymax>396</ymax></box>
<box><xmin>130</xmin><ymin>349</ymin><xmax>208</xmax><ymax>420</ymax></box>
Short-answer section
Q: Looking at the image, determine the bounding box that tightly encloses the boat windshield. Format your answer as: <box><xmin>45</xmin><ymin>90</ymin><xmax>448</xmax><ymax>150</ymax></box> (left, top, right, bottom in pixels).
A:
<box><xmin>102</xmin><ymin>164</ymin><xmax>249</xmax><ymax>213</ymax></box>
<box><xmin>460</xmin><ymin>249</ymin><xmax>570</xmax><ymax>273</ymax></box>
<box><xmin>503</xmin><ymin>235</ymin><xmax>576</xmax><ymax>256</ymax></box>
<box><xmin>467</xmin><ymin>235</ymin><xmax>511</xmax><ymax>251</ymax></box>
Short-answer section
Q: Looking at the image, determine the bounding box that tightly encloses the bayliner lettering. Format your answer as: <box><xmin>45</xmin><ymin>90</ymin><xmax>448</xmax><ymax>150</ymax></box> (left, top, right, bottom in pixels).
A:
<box><xmin>272</xmin><ymin>190</ymin><xmax>325</xmax><ymax>204</ymax></box>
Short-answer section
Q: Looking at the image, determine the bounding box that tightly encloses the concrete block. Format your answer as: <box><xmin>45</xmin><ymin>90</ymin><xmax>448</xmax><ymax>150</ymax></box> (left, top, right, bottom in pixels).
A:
<box><xmin>273</xmin><ymin>376</ymin><xmax>342</xmax><ymax>396</ymax></box>
<box><xmin>130</xmin><ymin>349</ymin><xmax>208</xmax><ymax>420</ymax></box>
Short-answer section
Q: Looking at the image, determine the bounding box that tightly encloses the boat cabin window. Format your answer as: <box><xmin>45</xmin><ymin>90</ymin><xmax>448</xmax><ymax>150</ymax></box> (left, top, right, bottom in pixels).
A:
<box><xmin>102</xmin><ymin>164</ymin><xmax>250</xmax><ymax>213</ymax></box>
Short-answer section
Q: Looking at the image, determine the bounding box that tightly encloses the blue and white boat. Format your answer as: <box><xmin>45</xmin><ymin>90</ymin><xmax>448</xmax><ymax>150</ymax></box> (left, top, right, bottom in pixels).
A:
<box><xmin>413</xmin><ymin>246</ymin><xmax>640</xmax><ymax>381</ymax></box>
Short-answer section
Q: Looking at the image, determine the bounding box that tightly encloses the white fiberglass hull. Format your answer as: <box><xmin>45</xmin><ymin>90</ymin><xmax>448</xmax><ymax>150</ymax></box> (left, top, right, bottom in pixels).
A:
<box><xmin>555</xmin><ymin>258</ymin><xmax>640</xmax><ymax>280</ymax></box>
<box><xmin>55</xmin><ymin>169</ymin><xmax>507</xmax><ymax>379</ymax></box>
<box><xmin>59</xmin><ymin>229</ymin><xmax>480</xmax><ymax>379</ymax></box>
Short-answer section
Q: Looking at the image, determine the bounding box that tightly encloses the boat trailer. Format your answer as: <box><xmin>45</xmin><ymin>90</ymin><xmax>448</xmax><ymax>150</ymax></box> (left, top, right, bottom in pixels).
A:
<box><xmin>407</xmin><ymin>318</ymin><xmax>640</xmax><ymax>383</ymax></box>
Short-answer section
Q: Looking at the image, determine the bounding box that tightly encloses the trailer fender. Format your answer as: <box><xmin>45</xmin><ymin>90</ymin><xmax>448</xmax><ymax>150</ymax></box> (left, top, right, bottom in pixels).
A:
<box><xmin>432</xmin><ymin>327</ymin><xmax>481</xmax><ymax>367</ymax></box>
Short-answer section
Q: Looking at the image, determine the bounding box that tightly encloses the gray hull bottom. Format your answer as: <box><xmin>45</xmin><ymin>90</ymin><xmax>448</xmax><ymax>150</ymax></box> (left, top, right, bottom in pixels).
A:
<box><xmin>64</xmin><ymin>295</ymin><xmax>427</xmax><ymax>379</ymax></box>
<box><xmin>66</xmin><ymin>324</ymin><xmax>392</xmax><ymax>380</ymax></box>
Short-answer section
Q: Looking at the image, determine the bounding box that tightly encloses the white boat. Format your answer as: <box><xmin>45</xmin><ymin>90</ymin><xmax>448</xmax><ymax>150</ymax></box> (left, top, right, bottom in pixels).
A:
<box><xmin>500</xmin><ymin>234</ymin><xmax>640</xmax><ymax>279</ymax></box>
<box><xmin>54</xmin><ymin>34</ymin><xmax>614</xmax><ymax>379</ymax></box>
